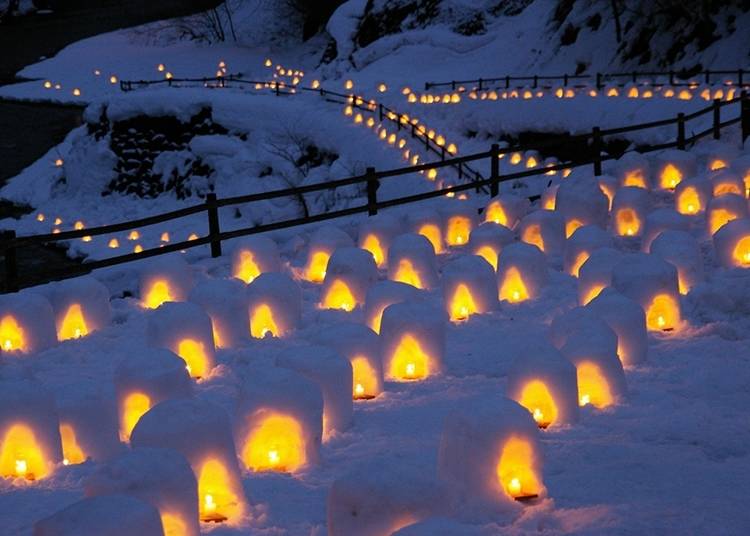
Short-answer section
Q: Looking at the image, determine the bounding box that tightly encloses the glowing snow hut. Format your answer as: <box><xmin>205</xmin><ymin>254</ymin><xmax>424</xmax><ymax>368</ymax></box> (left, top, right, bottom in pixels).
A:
<box><xmin>576</xmin><ymin>247</ymin><xmax>623</xmax><ymax>305</ymax></box>
<box><xmin>649</xmin><ymin>230</ymin><xmax>704</xmax><ymax>294</ymax></box>
<box><xmin>320</xmin><ymin>247</ymin><xmax>378</xmax><ymax>311</ymax></box>
<box><xmin>654</xmin><ymin>149</ymin><xmax>697</xmax><ymax>190</ymax></box>
<box><xmin>363</xmin><ymin>280</ymin><xmax>422</xmax><ymax>334</ymax></box>
<box><xmin>713</xmin><ymin>218</ymin><xmax>750</xmax><ymax>269</ymax></box>
<box><xmin>442</xmin><ymin>255</ymin><xmax>498</xmax><ymax>321</ymax></box>
<box><xmin>612</xmin><ymin>187</ymin><xmax>650</xmax><ymax>238</ymax></box>
<box><xmin>468</xmin><ymin>222</ymin><xmax>515</xmax><ymax>271</ymax></box>
<box><xmin>188</xmin><ymin>278</ymin><xmax>249</xmax><ymax>349</ymax></box>
<box><xmin>0</xmin><ymin>292</ymin><xmax>57</xmax><ymax>354</ymax></box>
<box><xmin>517</xmin><ymin>210</ymin><xmax>565</xmax><ymax>257</ymax></box>
<box><xmin>139</xmin><ymin>256</ymin><xmax>193</xmax><ymax>309</ymax></box>
<box><xmin>246</xmin><ymin>273</ymin><xmax>301</xmax><ymax>338</ymax></box>
<box><xmin>564</xmin><ymin>225</ymin><xmax>612</xmax><ymax>277</ymax></box>
<box><xmin>230</xmin><ymin>236</ymin><xmax>281</xmax><ymax>284</ymax></box>
<box><xmin>387</xmin><ymin>234</ymin><xmax>439</xmax><ymax>290</ymax></box>
<box><xmin>358</xmin><ymin>214</ymin><xmax>402</xmax><ymax>268</ymax></box>
<box><xmin>303</xmin><ymin>225</ymin><xmax>354</xmax><ymax>283</ymax></box>
<box><xmin>45</xmin><ymin>276</ymin><xmax>111</xmax><ymax>342</ymax></box>
<box><xmin>497</xmin><ymin>242</ymin><xmax>548</xmax><ymax>303</ymax></box>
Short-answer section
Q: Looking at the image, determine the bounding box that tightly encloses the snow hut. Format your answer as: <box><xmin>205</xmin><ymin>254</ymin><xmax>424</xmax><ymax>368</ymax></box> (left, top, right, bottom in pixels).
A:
<box><xmin>518</xmin><ymin>209</ymin><xmax>565</xmax><ymax>257</ymax></box>
<box><xmin>387</xmin><ymin>234</ymin><xmax>439</xmax><ymax>290</ymax></box>
<box><xmin>188</xmin><ymin>278</ymin><xmax>248</xmax><ymax>349</ymax></box>
<box><xmin>654</xmin><ymin>149</ymin><xmax>697</xmax><ymax>190</ymax></box>
<box><xmin>555</xmin><ymin>173</ymin><xmax>610</xmax><ymax>237</ymax></box>
<box><xmin>442</xmin><ymin>255</ymin><xmax>498</xmax><ymax>322</ymax></box>
<box><xmin>497</xmin><ymin>242</ymin><xmax>548</xmax><ymax>303</ymax></box>
<box><xmin>358</xmin><ymin>214</ymin><xmax>402</xmax><ymax>267</ymax></box>
<box><xmin>468</xmin><ymin>222</ymin><xmax>515</xmax><ymax>270</ymax></box>
<box><xmin>303</xmin><ymin>225</ymin><xmax>354</xmax><ymax>283</ymax></box>
<box><xmin>380</xmin><ymin>300</ymin><xmax>446</xmax><ymax>381</ymax></box>
<box><xmin>650</xmin><ymin>230</ymin><xmax>704</xmax><ymax>294</ymax></box>
<box><xmin>131</xmin><ymin>398</ymin><xmax>246</xmax><ymax>524</ymax></box>
<box><xmin>147</xmin><ymin>302</ymin><xmax>216</xmax><ymax>379</ymax></box>
<box><xmin>114</xmin><ymin>348</ymin><xmax>193</xmax><ymax>442</ymax></box>
<box><xmin>442</xmin><ymin>203</ymin><xmax>476</xmax><ymax>247</ymax></box>
<box><xmin>363</xmin><ymin>280</ymin><xmax>422</xmax><ymax>334</ymax></box>
<box><xmin>710</xmin><ymin>169</ymin><xmax>745</xmax><ymax>198</ymax></box>
<box><xmin>587</xmin><ymin>289</ymin><xmax>648</xmax><ymax>367</ymax></box>
<box><xmin>320</xmin><ymin>247</ymin><xmax>378</xmax><ymax>311</ymax></box>
<box><xmin>577</xmin><ymin>247</ymin><xmax>623</xmax><ymax>305</ymax></box>
<box><xmin>706</xmin><ymin>193</ymin><xmax>748</xmax><ymax>235</ymax></box>
<box><xmin>45</xmin><ymin>276</ymin><xmax>111</xmax><ymax>342</ymax></box>
<box><xmin>483</xmin><ymin>193</ymin><xmax>529</xmax><ymax>229</ymax></box>
<box><xmin>612</xmin><ymin>187</ymin><xmax>650</xmax><ymax>238</ymax></box>
<box><xmin>0</xmin><ymin>378</ymin><xmax>62</xmax><ymax>481</ymax></box>
<box><xmin>246</xmin><ymin>273</ymin><xmax>301</xmax><ymax>338</ymax></box>
<box><xmin>276</xmin><ymin>345</ymin><xmax>353</xmax><ymax>437</ymax></box>
<box><xmin>230</xmin><ymin>236</ymin><xmax>281</xmax><ymax>284</ymax></box>
<box><xmin>406</xmin><ymin>208</ymin><xmax>445</xmax><ymax>254</ymax></box>
<box><xmin>139</xmin><ymin>255</ymin><xmax>193</xmax><ymax>309</ymax></box>
<box><xmin>674</xmin><ymin>177</ymin><xmax>712</xmax><ymax>216</ymax></box>
<box><xmin>612</xmin><ymin>151</ymin><xmax>651</xmax><ymax>189</ymax></box>
<box><xmin>0</xmin><ymin>291</ymin><xmax>56</xmax><ymax>354</ymax></box>
<box><xmin>713</xmin><ymin>218</ymin><xmax>750</xmax><ymax>269</ymax></box>
<box><xmin>641</xmin><ymin>208</ymin><xmax>691</xmax><ymax>251</ymax></box>
<box><xmin>564</xmin><ymin>225</ymin><xmax>612</xmax><ymax>277</ymax></box>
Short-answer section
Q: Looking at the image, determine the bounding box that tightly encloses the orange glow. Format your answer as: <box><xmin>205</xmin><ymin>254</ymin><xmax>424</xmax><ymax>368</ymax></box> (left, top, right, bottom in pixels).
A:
<box><xmin>627</xmin><ymin>87</ymin><xmax>639</xmax><ymax>98</ymax></box>
<box><xmin>449</xmin><ymin>284</ymin><xmax>477</xmax><ymax>322</ymax></box>
<box><xmin>389</xmin><ymin>334</ymin><xmax>430</xmax><ymax>380</ymax></box>
<box><xmin>177</xmin><ymin>339</ymin><xmax>210</xmax><ymax>378</ymax></box>
<box><xmin>367</xmin><ymin>305</ymin><xmax>387</xmax><ymax>335</ymax></box>
<box><xmin>577</xmin><ymin>362</ymin><xmax>614</xmax><ymax>408</ymax></box>
<box><xmin>543</xmin><ymin>195</ymin><xmax>555</xmax><ymax>210</ymax></box>
<box><xmin>569</xmin><ymin>251</ymin><xmax>589</xmax><ymax>277</ymax></box>
<box><xmin>361</xmin><ymin>234</ymin><xmax>385</xmax><ymax>267</ymax></box>
<box><xmin>321</xmin><ymin>279</ymin><xmax>356</xmax><ymax>312</ymax></box>
<box><xmin>709</xmin><ymin>159</ymin><xmax>727</xmax><ymax>171</ymax></box>
<box><xmin>249</xmin><ymin>304</ymin><xmax>280</xmax><ymax>338</ymax></box>
<box><xmin>510</xmin><ymin>153</ymin><xmax>522</xmax><ymax>165</ymax></box>
<box><xmin>497</xmin><ymin>437</ymin><xmax>541</xmax><ymax>499</ymax></box>
<box><xmin>0</xmin><ymin>424</ymin><xmax>49</xmax><ymax>480</ymax></box>
<box><xmin>518</xmin><ymin>380</ymin><xmax>557</xmax><ymax>428</ymax></box>
<box><xmin>475</xmin><ymin>245</ymin><xmax>499</xmax><ymax>270</ymax></box>
<box><xmin>234</xmin><ymin>251</ymin><xmax>261</xmax><ymax>284</ymax></box>
<box><xmin>623</xmin><ymin>170</ymin><xmax>647</xmax><ymax>188</ymax></box>
<box><xmin>242</xmin><ymin>414</ymin><xmax>306</xmax><ymax>473</ymax></box>
<box><xmin>306</xmin><ymin>251</ymin><xmax>330</xmax><ymax>283</ymax></box>
<box><xmin>143</xmin><ymin>279</ymin><xmax>173</xmax><ymax>309</ymax></box>
<box><xmin>677</xmin><ymin>186</ymin><xmax>702</xmax><ymax>215</ymax></box>
<box><xmin>645</xmin><ymin>293</ymin><xmax>680</xmax><ymax>331</ymax></box>
<box><xmin>0</xmin><ymin>315</ymin><xmax>26</xmax><ymax>352</ymax></box>
<box><xmin>161</xmin><ymin>513</ymin><xmax>188</xmax><ymax>536</ymax></box>
<box><xmin>58</xmin><ymin>303</ymin><xmax>88</xmax><ymax>341</ymax></box>
<box><xmin>393</xmin><ymin>259</ymin><xmax>423</xmax><ymax>289</ymax></box>
<box><xmin>660</xmin><ymin>164</ymin><xmax>682</xmax><ymax>189</ymax></box>
<box><xmin>417</xmin><ymin>224</ymin><xmax>443</xmax><ymax>254</ymax></box>
<box><xmin>565</xmin><ymin>219</ymin><xmax>583</xmax><ymax>239</ymax></box>
<box><xmin>351</xmin><ymin>356</ymin><xmax>378</xmax><ymax>399</ymax></box>
<box><xmin>607</xmin><ymin>87</ymin><xmax>619</xmax><ymax>97</ymax></box>
<box><xmin>615</xmin><ymin>208</ymin><xmax>641</xmax><ymax>236</ymax></box>
<box><xmin>446</xmin><ymin>216</ymin><xmax>472</xmax><ymax>246</ymax></box>
<box><xmin>198</xmin><ymin>459</ymin><xmax>239</xmax><ymax>523</ymax></box>
<box><xmin>521</xmin><ymin>224</ymin><xmax>544</xmax><ymax>251</ymax></box>
<box><xmin>581</xmin><ymin>284</ymin><xmax>605</xmax><ymax>305</ymax></box>
<box><xmin>120</xmin><ymin>392</ymin><xmax>151</xmax><ymax>442</ymax></box>
<box><xmin>677</xmin><ymin>89</ymin><xmax>692</xmax><ymax>100</ymax></box>
<box><xmin>732</xmin><ymin>236</ymin><xmax>750</xmax><ymax>267</ymax></box>
<box><xmin>60</xmin><ymin>423</ymin><xmax>86</xmax><ymax>465</ymax></box>
<box><xmin>499</xmin><ymin>267</ymin><xmax>529</xmax><ymax>303</ymax></box>
<box><xmin>526</xmin><ymin>156</ymin><xmax>538</xmax><ymax>168</ymax></box>
<box><xmin>713</xmin><ymin>181</ymin><xmax>742</xmax><ymax>197</ymax></box>
<box><xmin>709</xmin><ymin>208</ymin><xmax>740</xmax><ymax>234</ymax></box>
<box><xmin>485</xmin><ymin>201</ymin><xmax>508</xmax><ymax>226</ymax></box>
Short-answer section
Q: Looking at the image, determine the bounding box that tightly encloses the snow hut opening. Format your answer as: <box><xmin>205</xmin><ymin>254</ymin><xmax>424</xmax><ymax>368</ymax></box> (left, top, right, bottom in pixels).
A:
<box><xmin>497</xmin><ymin>436</ymin><xmax>542</xmax><ymax>500</ymax></box>
<box><xmin>320</xmin><ymin>248</ymin><xmax>378</xmax><ymax>312</ymax></box>
<box><xmin>0</xmin><ymin>292</ymin><xmax>57</xmax><ymax>354</ymax></box>
<box><xmin>0</xmin><ymin>315</ymin><xmax>26</xmax><ymax>352</ymax></box>
<box><xmin>140</xmin><ymin>256</ymin><xmax>193</xmax><ymax>310</ymax></box>
<box><xmin>707</xmin><ymin>194</ymin><xmax>748</xmax><ymax>235</ymax></box>
<box><xmin>497</xmin><ymin>243</ymin><xmax>548</xmax><ymax>303</ymax></box>
<box><xmin>231</xmin><ymin>237</ymin><xmax>281</xmax><ymax>284</ymax></box>
<box><xmin>242</xmin><ymin>414</ymin><xmax>306</xmax><ymax>473</ymax></box>
<box><xmin>443</xmin><ymin>255</ymin><xmax>498</xmax><ymax>322</ymax></box>
<box><xmin>387</xmin><ymin>234</ymin><xmax>438</xmax><ymax>290</ymax></box>
<box><xmin>1</xmin><ymin>424</ymin><xmax>50</xmax><ymax>480</ymax></box>
<box><xmin>247</xmin><ymin>273</ymin><xmax>302</xmax><ymax>339</ymax></box>
<box><xmin>303</xmin><ymin>226</ymin><xmax>354</xmax><ymax>283</ymax></box>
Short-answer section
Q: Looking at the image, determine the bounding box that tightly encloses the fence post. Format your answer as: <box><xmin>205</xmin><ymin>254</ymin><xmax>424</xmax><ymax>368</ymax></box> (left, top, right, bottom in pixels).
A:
<box><xmin>592</xmin><ymin>127</ymin><xmax>602</xmax><ymax>176</ymax></box>
<box><xmin>739</xmin><ymin>68</ymin><xmax>744</xmax><ymax>87</ymax></box>
<box><xmin>2</xmin><ymin>230</ymin><xmax>18</xmax><ymax>293</ymax></box>
<box><xmin>533</xmin><ymin>75</ymin><xmax>538</xmax><ymax>89</ymax></box>
<box><xmin>478</xmin><ymin>78</ymin><xmax>483</xmax><ymax>90</ymax></box>
<box><xmin>366</xmin><ymin>167</ymin><xmax>379</xmax><ymax>216</ymax></box>
<box><xmin>505</xmin><ymin>75</ymin><xmax>510</xmax><ymax>89</ymax></box>
<box><xmin>451</xmin><ymin>81</ymin><xmax>456</xmax><ymax>90</ymax></box>
<box><xmin>705</xmin><ymin>69</ymin><xmax>711</xmax><ymax>85</ymax></box>
<box><xmin>741</xmin><ymin>90</ymin><xmax>750</xmax><ymax>145</ymax></box>
<box><xmin>378</xmin><ymin>103</ymin><xmax>384</xmax><ymax>121</ymax></box>
<box><xmin>712</xmin><ymin>98</ymin><xmax>721</xmax><ymax>140</ymax></box>
<box><xmin>206</xmin><ymin>193</ymin><xmax>222</xmax><ymax>258</ymax></box>
<box><xmin>677</xmin><ymin>112</ymin><xmax>686</xmax><ymax>150</ymax></box>
<box><xmin>632</xmin><ymin>71</ymin><xmax>637</xmax><ymax>84</ymax></box>
<box><xmin>563</xmin><ymin>74</ymin><xmax>569</xmax><ymax>87</ymax></box>
<box><xmin>490</xmin><ymin>143</ymin><xmax>500</xmax><ymax>197</ymax></box>
<box><xmin>669</xmin><ymin>70</ymin><xmax>674</xmax><ymax>86</ymax></box>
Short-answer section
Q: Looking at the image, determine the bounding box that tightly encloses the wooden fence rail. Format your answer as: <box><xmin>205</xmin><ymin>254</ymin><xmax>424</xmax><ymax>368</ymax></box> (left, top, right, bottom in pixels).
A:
<box><xmin>1</xmin><ymin>87</ymin><xmax>748</xmax><ymax>293</ymax></box>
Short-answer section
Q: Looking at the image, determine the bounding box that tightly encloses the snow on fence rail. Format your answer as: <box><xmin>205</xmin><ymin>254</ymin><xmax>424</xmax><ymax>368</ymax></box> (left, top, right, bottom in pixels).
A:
<box><xmin>424</xmin><ymin>68</ymin><xmax>750</xmax><ymax>91</ymax></box>
<box><xmin>1</xmin><ymin>89</ymin><xmax>748</xmax><ymax>293</ymax></box>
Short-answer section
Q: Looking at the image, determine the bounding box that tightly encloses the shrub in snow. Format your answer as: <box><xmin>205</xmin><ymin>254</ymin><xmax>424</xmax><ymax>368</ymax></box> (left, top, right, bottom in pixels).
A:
<box><xmin>441</xmin><ymin>203</ymin><xmax>477</xmax><ymax>247</ymax></box>
<box><xmin>437</xmin><ymin>400</ymin><xmax>545</xmax><ymax>514</ymax></box>
<box><xmin>497</xmin><ymin>242</ymin><xmax>548</xmax><ymax>303</ymax></box>
<box><xmin>653</xmin><ymin>149</ymin><xmax>697</xmax><ymax>190</ymax></box>
<box><xmin>33</xmin><ymin>494</ymin><xmax>163</xmax><ymax>536</ymax></box>
<box><xmin>518</xmin><ymin>209</ymin><xmax>565</xmax><ymax>257</ymax></box>
<box><xmin>506</xmin><ymin>345</ymin><xmax>579</xmax><ymax>428</ymax></box>
<box><xmin>0</xmin><ymin>291</ymin><xmax>56</xmax><ymax>354</ymax></box>
<box><xmin>442</xmin><ymin>255</ymin><xmax>498</xmax><ymax>322</ymax></box>
<box><xmin>577</xmin><ymin>247</ymin><xmax>623</xmax><ymax>305</ymax></box>
<box><xmin>380</xmin><ymin>300</ymin><xmax>446</xmax><ymax>381</ymax></box>
<box><xmin>706</xmin><ymin>193</ymin><xmax>748</xmax><ymax>235</ymax></box>
<box><xmin>358</xmin><ymin>213</ymin><xmax>402</xmax><ymax>267</ymax></box>
<box><xmin>43</xmin><ymin>276</ymin><xmax>111</xmax><ymax>342</ymax></box>
<box><xmin>713</xmin><ymin>218</ymin><xmax>750</xmax><ymax>269</ymax></box>
<box><xmin>236</xmin><ymin>364</ymin><xmax>323</xmax><ymax>472</ymax></box>
<box><xmin>612</xmin><ymin>253</ymin><xmax>682</xmax><ymax>332</ymax></box>
<box><xmin>131</xmin><ymin>398</ymin><xmax>245</xmax><ymax>523</ymax></box>
<box><xmin>587</xmin><ymin>289</ymin><xmax>648</xmax><ymax>367</ymax></box>
<box><xmin>611</xmin><ymin>186</ymin><xmax>650</xmax><ymax>238</ymax></box>
<box><xmin>709</xmin><ymin>169</ymin><xmax>745</xmax><ymax>198</ymax></box>
<box><xmin>483</xmin><ymin>193</ymin><xmax>529</xmax><ymax>229</ymax></box>
<box><xmin>468</xmin><ymin>222</ymin><xmax>515</xmax><ymax>270</ymax></box>
<box><xmin>188</xmin><ymin>278</ymin><xmax>248</xmax><ymax>349</ymax></box>
<box><xmin>406</xmin><ymin>208</ymin><xmax>445</xmax><ymax>254</ymax></box>
<box><xmin>276</xmin><ymin>345</ymin><xmax>352</xmax><ymax>437</ymax></box>
<box><xmin>674</xmin><ymin>177</ymin><xmax>712</xmax><ymax>216</ymax></box>
<box><xmin>0</xmin><ymin>378</ymin><xmax>62</xmax><ymax>480</ymax></box>
<box><xmin>564</xmin><ymin>225</ymin><xmax>612</xmax><ymax>277</ymax></box>
<box><xmin>246</xmin><ymin>272</ymin><xmax>301</xmax><ymax>338</ymax></box>
<box><xmin>387</xmin><ymin>233</ymin><xmax>438</xmax><ymax>290</ymax></box>
<box><xmin>555</xmin><ymin>173</ymin><xmax>610</xmax><ymax>236</ymax></box>
<box><xmin>147</xmin><ymin>302</ymin><xmax>216</xmax><ymax>379</ymax></box>
<box><xmin>313</xmin><ymin>322</ymin><xmax>383</xmax><ymax>400</ymax></box>
<box><xmin>85</xmin><ymin>447</ymin><xmax>199</xmax><ymax>536</ymax></box>
<box><xmin>320</xmin><ymin>247</ymin><xmax>378</xmax><ymax>312</ymax></box>
<box><xmin>327</xmin><ymin>460</ymin><xmax>444</xmax><ymax>536</ymax></box>
<box><xmin>114</xmin><ymin>348</ymin><xmax>193</xmax><ymax>442</ymax></box>
<box><xmin>650</xmin><ymin>230</ymin><xmax>704</xmax><ymax>294</ymax></box>
<box><xmin>56</xmin><ymin>382</ymin><xmax>120</xmax><ymax>464</ymax></box>
<box><xmin>139</xmin><ymin>255</ymin><xmax>193</xmax><ymax>309</ymax></box>
<box><xmin>303</xmin><ymin>225</ymin><xmax>354</xmax><ymax>283</ymax></box>
<box><xmin>641</xmin><ymin>208</ymin><xmax>691</xmax><ymax>251</ymax></box>
<box><xmin>230</xmin><ymin>236</ymin><xmax>281</xmax><ymax>284</ymax></box>
<box><xmin>611</xmin><ymin>151</ymin><xmax>651</xmax><ymax>189</ymax></box>
<box><xmin>363</xmin><ymin>280</ymin><xmax>422</xmax><ymax>334</ymax></box>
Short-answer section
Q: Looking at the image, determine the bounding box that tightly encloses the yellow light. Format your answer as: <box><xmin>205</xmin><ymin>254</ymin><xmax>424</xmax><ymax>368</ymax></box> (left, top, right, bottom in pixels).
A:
<box><xmin>74</xmin><ymin>220</ymin><xmax>84</xmax><ymax>230</ymax></box>
<box><xmin>249</xmin><ymin>304</ymin><xmax>279</xmax><ymax>338</ymax></box>
<box><xmin>305</xmin><ymin>250</ymin><xmax>329</xmax><ymax>283</ymax></box>
<box><xmin>450</xmin><ymin>284</ymin><xmax>477</xmax><ymax>322</ymax></box>
<box><xmin>351</xmin><ymin>355</ymin><xmax>378</xmax><ymax>399</ymax></box>
<box><xmin>709</xmin><ymin>159</ymin><xmax>727</xmax><ymax>171</ymax></box>
<box><xmin>108</xmin><ymin>238</ymin><xmax>119</xmax><ymax>248</ymax></box>
<box><xmin>36</xmin><ymin>213</ymin><xmax>45</xmax><ymax>222</ymax></box>
<box><xmin>54</xmin><ymin>158</ymin><xmax>63</xmax><ymax>167</ymax></box>
<box><xmin>709</xmin><ymin>208</ymin><xmax>739</xmax><ymax>234</ymax></box>
<box><xmin>615</xmin><ymin>208</ymin><xmax>641</xmax><ymax>237</ymax></box>
<box><xmin>72</xmin><ymin>88</ymin><xmax>81</xmax><ymax>96</ymax></box>
<box><xmin>581</xmin><ymin>284</ymin><xmax>605</xmax><ymax>305</ymax></box>
<box><xmin>497</xmin><ymin>437</ymin><xmax>540</xmax><ymax>499</ymax></box>
<box><xmin>60</xmin><ymin>423</ymin><xmax>86</xmax><ymax>465</ymax></box>
<box><xmin>0</xmin><ymin>315</ymin><xmax>26</xmax><ymax>352</ymax></box>
<box><xmin>475</xmin><ymin>245</ymin><xmax>498</xmax><ymax>270</ymax></box>
<box><xmin>485</xmin><ymin>201</ymin><xmax>508</xmax><ymax>226</ymax></box>
<box><xmin>143</xmin><ymin>279</ymin><xmax>173</xmax><ymax>309</ymax></box>
<box><xmin>521</xmin><ymin>224</ymin><xmax>544</xmax><ymax>251</ymax></box>
<box><xmin>390</xmin><ymin>334</ymin><xmax>429</xmax><ymax>380</ymax></box>
<box><xmin>234</xmin><ymin>250</ymin><xmax>261</xmax><ymax>284</ymax></box>
<box><xmin>128</xmin><ymin>230</ymin><xmax>140</xmax><ymax>240</ymax></box>
<box><xmin>645</xmin><ymin>293</ymin><xmax>679</xmax><ymax>332</ymax></box>
<box><xmin>678</xmin><ymin>89</ymin><xmax>692</xmax><ymax>100</ymax></box>
<box><xmin>565</xmin><ymin>219</ymin><xmax>583</xmax><ymax>238</ymax></box>
<box><xmin>58</xmin><ymin>303</ymin><xmax>88</xmax><ymax>341</ymax></box>
<box><xmin>177</xmin><ymin>339</ymin><xmax>210</xmax><ymax>378</ymax></box>
<box><xmin>242</xmin><ymin>414</ymin><xmax>305</xmax><ymax>473</ymax></box>
<box><xmin>344</xmin><ymin>79</ymin><xmax>353</xmax><ymax>90</ymax></box>
<box><xmin>713</xmin><ymin>181</ymin><xmax>742</xmax><ymax>197</ymax></box>
<box><xmin>446</xmin><ymin>216</ymin><xmax>472</xmax><ymax>247</ymax></box>
<box><xmin>577</xmin><ymin>362</ymin><xmax>613</xmax><ymax>408</ymax></box>
<box><xmin>499</xmin><ymin>267</ymin><xmax>529</xmax><ymax>303</ymax></box>
<box><xmin>627</xmin><ymin>87</ymin><xmax>639</xmax><ymax>98</ymax></box>
<box><xmin>109</xmin><ymin>75</ymin><xmax>118</xmax><ymax>84</ymax></box>
<box><xmin>732</xmin><ymin>236</ymin><xmax>750</xmax><ymax>267</ymax></box>
<box><xmin>570</xmin><ymin>251</ymin><xmax>589</xmax><ymax>277</ymax></box>
<box><xmin>510</xmin><ymin>153</ymin><xmax>522</xmax><ymax>165</ymax></box>
<box><xmin>518</xmin><ymin>380</ymin><xmax>557</xmax><ymax>428</ymax></box>
<box><xmin>161</xmin><ymin>513</ymin><xmax>188</xmax><ymax>536</ymax></box>
<box><xmin>15</xmin><ymin>459</ymin><xmax>27</xmax><ymax>477</ymax></box>
<box><xmin>321</xmin><ymin>279</ymin><xmax>356</xmax><ymax>312</ymax></box>
<box><xmin>677</xmin><ymin>186</ymin><xmax>702</xmax><ymax>215</ymax></box>
<box><xmin>361</xmin><ymin>234</ymin><xmax>385</xmax><ymax>267</ymax></box>
<box><xmin>82</xmin><ymin>235</ymin><xmax>92</xmax><ymax>242</ymax></box>
<box><xmin>160</xmin><ymin>232</ymin><xmax>170</xmax><ymax>243</ymax></box>
<box><xmin>157</xmin><ymin>63</ymin><xmax>165</xmax><ymax>72</ymax></box>
<box><xmin>120</xmin><ymin>392</ymin><xmax>151</xmax><ymax>442</ymax></box>
<box><xmin>0</xmin><ymin>424</ymin><xmax>48</xmax><ymax>480</ymax></box>
<box><xmin>607</xmin><ymin>87</ymin><xmax>619</xmax><ymax>97</ymax></box>
<box><xmin>623</xmin><ymin>170</ymin><xmax>647</xmax><ymax>188</ymax></box>
<box><xmin>134</xmin><ymin>244</ymin><xmax>143</xmax><ymax>253</ymax></box>
<box><xmin>393</xmin><ymin>259</ymin><xmax>423</xmax><ymax>289</ymax></box>
<box><xmin>526</xmin><ymin>156</ymin><xmax>538</xmax><ymax>168</ymax></box>
<box><xmin>378</xmin><ymin>83</ymin><xmax>387</xmax><ymax>92</ymax></box>
<box><xmin>660</xmin><ymin>164</ymin><xmax>682</xmax><ymax>189</ymax></box>
<box><xmin>198</xmin><ymin>459</ymin><xmax>236</xmax><ymax>523</ymax></box>
<box><xmin>43</xmin><ymin>81</ymin><xmax>52</xmax><ymax>89</ymax></box>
